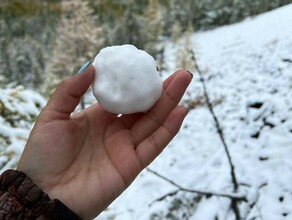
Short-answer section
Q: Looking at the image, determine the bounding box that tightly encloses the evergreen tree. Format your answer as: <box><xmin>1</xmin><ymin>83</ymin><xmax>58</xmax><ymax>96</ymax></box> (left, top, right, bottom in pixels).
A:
<box><xmin>109</xmin><ymin>3</ymin><xmax>146</xmax><ymax>48</ymax></box>
<box><xmin>0</xmin><ymin>20</ymin><xmax>11</xmax><ymax>85</ymax></box>
<box><xmin>171</xmin><ymin>20</ymin><xmax>182</xmax><ymax>43</ymax></box>
<box><xmin>0</xmin><ymin>0</ymin><xmax>60</xmax><ymax>89</ymax></box>
<box><xmin>144</xmin><ymin>0</ymin><xmax>164</xmax><ymax>56</ymax></box>
<box><xmin>0</xmin><ymin>35</ymin><xmax>45</xmax><ymax>89</ymax></box>
<box><xmin>43</xmin><ymin>0</ymin><xmax>104</xmax><ymax>96</ymax></box>
<box><xmin>176</xmin><ymin>22</ymin><xmax>195</xmax><ymax>72</ymax></box>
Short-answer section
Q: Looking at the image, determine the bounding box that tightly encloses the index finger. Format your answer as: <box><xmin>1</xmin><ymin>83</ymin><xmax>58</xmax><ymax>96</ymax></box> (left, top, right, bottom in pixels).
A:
<box><xmin>119</xmin><ymin>70</ymin><xmax>187</xmax><ymax>128</ymax></box>
<box><xmin>130</xmin><ymin>70</ymin><xmax>192</xmax><ymax>146</ymax></box>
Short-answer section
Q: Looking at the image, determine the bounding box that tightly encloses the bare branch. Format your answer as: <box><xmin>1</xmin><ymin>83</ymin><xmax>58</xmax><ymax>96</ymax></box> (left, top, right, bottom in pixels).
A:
<box><xmin>147</xmin><ymin>168</ymin><xmax>247</xmax><ymax>206</ymax></box>
<box><xmin>189</xmin><ymin>49</ymin><xmax>239</xmax><ymax>191</ymax></box>
<box><xmin>149</xmin><ymin>189</ymin><xmax>180</xmax><ymax>206</ymax></box>
<box><xmin>189</xmin><ymin>48</ymin><xmax>240</xmax><ymax>219</ymax></box>
<box><xmin>282</xmin><ymin>58</ymin><xmax>292</xmax><ymax>63</ymax></box>
<box><xmin>244</xmin><ymin>183</ymin><xmax>267</xmax><ymax>220</ymax></box>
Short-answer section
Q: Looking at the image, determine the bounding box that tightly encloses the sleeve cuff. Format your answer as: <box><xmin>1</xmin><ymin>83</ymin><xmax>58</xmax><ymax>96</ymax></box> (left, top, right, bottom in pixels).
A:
<box><xmin>0</xmin><ymin>169</ymin><xmax>81</xmax><ymax>220</ymax></box>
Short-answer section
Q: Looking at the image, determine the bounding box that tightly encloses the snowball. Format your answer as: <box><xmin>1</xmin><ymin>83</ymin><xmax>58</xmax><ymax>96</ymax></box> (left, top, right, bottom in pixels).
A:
<box><xmin>92</xmin><ymin>44</ymin><xmax>163</xmax><ymax>114</ymax></box>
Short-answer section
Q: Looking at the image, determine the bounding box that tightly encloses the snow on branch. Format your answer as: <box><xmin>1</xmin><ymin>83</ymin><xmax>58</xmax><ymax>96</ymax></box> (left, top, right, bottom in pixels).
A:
<box><xmin>189</xmin><ymin>48</ymin><xmax>241</xmax><ymax>219</ymax></box>
<box><xmin>189</xmin><ymin>49</ymin><xmax>239</xmax><ymax>191</ymax></box>
<box><xmin>147</xmin><ymin>168</ymin><xmax>247</xmax><ymax>207</ymax></box>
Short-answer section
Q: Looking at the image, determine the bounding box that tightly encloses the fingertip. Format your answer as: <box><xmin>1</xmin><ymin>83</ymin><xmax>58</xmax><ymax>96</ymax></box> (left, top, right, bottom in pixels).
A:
<box><xmin>44</xmin><ymin>64</ymin><xmax>95</xmax><ymax>120</ymax></box>
<box><xmin>74</xmin><ymin>64</ymin><xmax>95</xmax><ymax>82</ymax></box>
<box><xmin>61</xmin><ymin>64</ymin><xmax>95</xmax><ymax>97</ymax></box>
<box><xmin>77</xmin><ymin>61</ymin><xmax>91</xmax><ymax>74</ymax></box>
<box><xmin>83</xmin><ymin>63</ymin><xmax>95</xmax><ymax>76</ymax></box>
<box><xmin>174</xmin><ymin>69</ymin><xmax>191</xmax><ymax>75</ymax></box>
<box><xmin>180</xmin><ymin>69</ymin><xmax>193</xmax><ymax>81</ymax></box>
<box><xmin>163</xmin><ymin>69</ymin><xmax>192</xmax><ymax>90</ymax></box>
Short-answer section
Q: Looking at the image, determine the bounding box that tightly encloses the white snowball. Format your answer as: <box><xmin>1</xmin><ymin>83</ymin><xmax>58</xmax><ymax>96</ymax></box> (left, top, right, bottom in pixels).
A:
<box><xmin>92</xmin><ymin>44</ymin><xmax>163</xmax><ymax>114</ymax></box>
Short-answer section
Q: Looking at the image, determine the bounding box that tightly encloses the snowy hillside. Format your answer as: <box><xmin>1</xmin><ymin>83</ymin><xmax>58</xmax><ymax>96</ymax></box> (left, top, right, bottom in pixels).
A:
<box><xmin>0</xmin><ymin>3</ymin><xmax>291</xmax><ymax>220</ymax></box>
<box><xmin>98</xmin><ymin>4</ymin><xmax>292</xmax><ymax>220</ymax></box>
<box><xmin>0</xmin><ymin>86</ymin><xmax>46</xmax><ymax>170</ymax></box>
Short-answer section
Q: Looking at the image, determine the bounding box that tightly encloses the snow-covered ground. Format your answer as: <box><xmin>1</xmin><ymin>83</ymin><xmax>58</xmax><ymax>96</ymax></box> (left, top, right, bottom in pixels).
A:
<box><xmin>98</xmin><ymin>4</ymin><xmax>292</xmax><ymax>220</ymax></box>
<box><xmin>1</xmin><ymin>4</ymin><xmax>291</xmax><ymax>220</ymax></box>
<box><xmin>0</xmin><ymin>86</ymin><xmax>46</xmax><ymax>170</ymax></box>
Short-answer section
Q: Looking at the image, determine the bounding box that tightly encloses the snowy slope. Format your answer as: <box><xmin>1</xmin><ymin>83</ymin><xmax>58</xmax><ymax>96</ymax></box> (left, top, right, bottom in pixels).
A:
<box><xmin>98</xmin><ymin>4</ymin><xmax>292</xmax><ymax>220</ymax></box>
<box><xmin>0</xmin><ymin>86</ymin><xmax>46</xmax><ymax>171</ymax></box>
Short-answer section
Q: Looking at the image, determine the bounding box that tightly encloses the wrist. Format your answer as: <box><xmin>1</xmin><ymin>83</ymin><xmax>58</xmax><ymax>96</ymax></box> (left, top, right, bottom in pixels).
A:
<box><xmin>0</xmin><ymin>169</ymin><xmax>81</xmax><ymax>220</ymax></box>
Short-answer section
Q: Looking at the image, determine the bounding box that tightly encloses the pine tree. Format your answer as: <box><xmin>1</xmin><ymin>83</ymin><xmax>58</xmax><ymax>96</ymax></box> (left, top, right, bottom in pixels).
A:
<box><xmin>0</xmin><ymin>35</ymin><xmax>45</xmax><ymax>89</ymax></box>
<box><xmin>0</xmin><ymin>1</ymin><xmax>61</xmax><ymax>90</ymax></box>
<box><xmin>0</xmin><ymin>19</ymin><xmax>11</xmax><ymax>85</ymax></box>
<box><xmin>176</xmin><ymin>22</ymin><xmax>195</xmax><ymax>72</ymax></box>
<box><xmin>109</xmin><ymin>3</ymin><xmax>146</xmax><ymax>48</ymax></box>
<box><xmin>165</xmin><ymin>0</ymin><xmax>190</xmax><ymax>35</ymax></box>
<box><xmin>144</xmin><ymin>0</ymin><xmax>163</xmax><ymax>56</ymax></box>
<box><xmin>43</xmin><ymin>0</ymin><xmax>104</xmax><ymax>96</ymax></box>
<box><xmin>171</xmin><ymin>20</ymin><xmax>182</xmax><ymax>43</ymax></box>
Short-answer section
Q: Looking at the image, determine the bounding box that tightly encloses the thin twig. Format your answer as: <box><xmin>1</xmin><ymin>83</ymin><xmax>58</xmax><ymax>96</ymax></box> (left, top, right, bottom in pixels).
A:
<box><xmin>147</xmin><ymin>168</ymin><xmax>247</xmax><ymax>206</ymax></box>
<box><xmin>189</xmin><ymin>49</ymin><xmax>238</xmax><ymax>191</ymax></box>
<box><xmin>149</xmin><ymin>189</ymin><xmax>180</xmax><ymax>206</ymax></box>
<box><xmin>282</xmin><ymin>58</ymin><xmax>292</xmax><ymax>63</ymax></box>
<box><xmin>244</xmin><ymin>183</ymin><xmax>267</xmax><ymax>220</ymax></box>
<box><xmin>189</xmin><ymin>49</ymin><xmax>240</xmax><ymax>219</ymax></box>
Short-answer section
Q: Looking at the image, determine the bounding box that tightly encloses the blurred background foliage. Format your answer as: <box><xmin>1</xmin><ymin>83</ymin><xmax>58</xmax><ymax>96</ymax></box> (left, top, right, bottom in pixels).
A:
<box><xmin>0</xmin><ymin>0</ymin><xmax>291</xmax><ymax>93</ymax></box>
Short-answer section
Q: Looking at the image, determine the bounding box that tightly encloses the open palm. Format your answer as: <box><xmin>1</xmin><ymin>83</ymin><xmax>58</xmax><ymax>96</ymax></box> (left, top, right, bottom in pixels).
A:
<box><xmin>18</xmin><ymin>65</ymin><xmax>192</xmax><ymax>219</ymax></box>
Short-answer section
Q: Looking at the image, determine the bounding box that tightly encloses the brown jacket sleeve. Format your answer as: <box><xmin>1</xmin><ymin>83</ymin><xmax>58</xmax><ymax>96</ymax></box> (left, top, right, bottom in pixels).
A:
<box><xmin>0</xmin><ymin>169</ymin><xmax>81</xmax><ymax>220</ymax></box>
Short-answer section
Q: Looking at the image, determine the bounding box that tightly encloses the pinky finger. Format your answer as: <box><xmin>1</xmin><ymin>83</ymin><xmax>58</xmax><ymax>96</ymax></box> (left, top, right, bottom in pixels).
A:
<box><xmin>136</xmin><ymin>106</ymin><xmax>188</xmax><ymax>168</ymax></box>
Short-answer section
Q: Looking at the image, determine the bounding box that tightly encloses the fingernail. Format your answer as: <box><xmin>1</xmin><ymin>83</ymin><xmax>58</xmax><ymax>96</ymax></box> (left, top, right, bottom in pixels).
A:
<box><xmin>187</xmin><ymin>70</ymin><xmax>193</xmax><ymax>78</ymax></box>
<box><xmin>77</xmin><ymin>61</ymin><xmax>91</xmax><ymax>74</ymax></box>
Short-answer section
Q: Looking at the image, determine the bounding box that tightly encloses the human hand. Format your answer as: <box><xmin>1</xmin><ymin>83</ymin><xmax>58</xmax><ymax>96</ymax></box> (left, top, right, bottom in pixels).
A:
<box><xmin>17</xmin><ymin>65</ymin><xmax>192</xmax><ymax>219</ymax></box>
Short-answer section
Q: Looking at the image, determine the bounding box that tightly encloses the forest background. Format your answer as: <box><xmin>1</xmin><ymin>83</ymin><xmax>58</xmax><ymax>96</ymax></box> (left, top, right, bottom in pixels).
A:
<box><xmin>0</xmin><ymin>1</ymin><xmax>292</xmax><ymax>219</ymax></box>
<box><xmin>0</xmin><ymin>0</ymin><xmax>291</xmax><ymax>92</ymax></box>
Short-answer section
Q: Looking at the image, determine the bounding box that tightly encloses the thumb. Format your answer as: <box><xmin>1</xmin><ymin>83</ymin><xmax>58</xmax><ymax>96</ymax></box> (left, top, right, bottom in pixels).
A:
<box><xmin>42</xmin><ymin>62</ymin><xmax>95</xmax><ymax>121</ymax></box>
